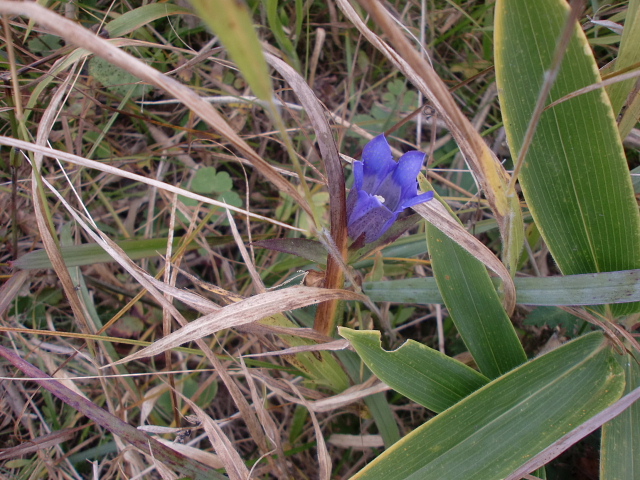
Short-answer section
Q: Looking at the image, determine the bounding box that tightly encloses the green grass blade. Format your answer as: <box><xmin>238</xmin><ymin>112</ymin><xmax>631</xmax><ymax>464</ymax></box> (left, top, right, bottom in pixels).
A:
<box><xmin>495</xmin><ymin>0</ymin><xmax>640</xmax><ymax>316</ymax></box>
<box><xmin>352</xmin><ymin>333</ymin><xmax>625</xmax><ymax>480</ymax></box>
<box><xmin>264</xmin><ymin>0</ymin><xmax>301</xmax><ymax>71</ymax></box>
<box><xmin>188</xmin><ymin>0</ymin><xmax>273</xmax><ymax>101</ymax></box>
<box><xmin>105</xmin><ymin>3</ymin><xmax>193</xmax><ymax>38</ymax></box>
<box><xmin>427</xmin><ymin>218</ymin><xmax>526</xmax><ymax>379</ymax></box>
<box><xmin>12</xmin><ymin>236</ymin><xmax>241</xmax><ymax>270</ymax></box>
<box><xmin>364</xmin><ymin>268</ymin><xmax>640</xmax><ymax>306</ymax></box>
<box><xmin>339</xmin><ymin>328</ymin><xmax>489</xmax><ymax>413</ymax></box>
<box><xmin>600</xmin><ymin>352</ymin><xmax>640</xmax><ymax>479</ymax></box>
<box><xmin>363</xmin><ymin>392</ymin><xmax>401</xmax><ymax>448</ymax></box>
<box><xmin>605</xmin><ymin>0</ymin><xmax>640</xmax><ymax>117</ymax></box>
<box><xmin>337</xmin><ymin>349</ymin><xmax>401</xmax><ymax>448</ymax></box>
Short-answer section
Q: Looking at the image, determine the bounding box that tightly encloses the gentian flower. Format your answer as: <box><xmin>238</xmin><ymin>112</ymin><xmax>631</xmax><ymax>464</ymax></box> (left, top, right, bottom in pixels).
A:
<box><xmin>346</xmin><ymin>134</ymin><xmax>434</xmax><ymax>244</ymax></box>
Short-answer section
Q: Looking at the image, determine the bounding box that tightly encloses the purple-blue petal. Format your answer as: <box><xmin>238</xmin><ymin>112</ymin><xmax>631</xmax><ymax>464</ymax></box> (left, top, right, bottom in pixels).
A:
<box><xmin>372</xmin><ymin>174</ymin><xmax>402</xmax><ymax>211</ymax></box>
<box><xmin>352</xmin><ymin>160</ymin><xmax>364</xmax><ymax>190</ymax></box>
<box><xmin>347</xmin><ymin>189</ymin><xmax>385</xmax><ymax>227</ymax></box>
<box><xmin>348</xmin><ymin>204</ymin><xmax>397</xmax><ymax>243</ymax></box>
<box><xmin>346</xmin><ymin>135</ymin><xmax>434</xmax><ymax>244</ymax></box>
<box><xmin>370</xmin><ymin>215</ymin><xmax>398</xmax><ymax>242</ymax></box>
<box><xmin>393</xmin><ymin>151</ymin><xmax>426</xmax><ymax>187</ymax></box>
<box><xmin>346</xmin><ymin>186</ymin><xmax>359</xmax><ymax>218</ymax></box>
<box><xmin>400</xmin><ymin>190</ymin><xmax>435</xmax><ymax>210</ymax></box>
<box><xmin>361</xmin><ymin>134</ymin><xmax>395</xmax><ymax>192</ymax></box>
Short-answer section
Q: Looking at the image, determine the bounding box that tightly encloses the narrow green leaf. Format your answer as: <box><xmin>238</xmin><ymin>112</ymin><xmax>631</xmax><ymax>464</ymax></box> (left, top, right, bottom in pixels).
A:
<box><xmin>339</xmin><ymin>328</ymin><xmax>489</xmax><ymax>413</ymax></box>
<box><xmin>105</xmin><ymin>4</ymin><xmax>193</xmax><ymax>38</ymax></box>
<box><xmin>363</xmin><ymin>392</ymin><xmax>400</xmax><ymax>448</ymax></box>
<box><xmin>605</xmin><ymin>0</ymin><xmax>640</xmax><ymax>117</ymax></box>
<box><xmin>600</xmin><ymin>352</ymin><xmax>640</xmax><ymax>479</ymax></box>
<box><xmin>252</xmin><ymin>238</ymin><xmax>328</xmax><ymax>264</ymax></box>
<box><xmin>364</xmin><ymin>269</ymin><xmax>640</xmax><ymax>306</ymax></box>
<box><xmin>427</xmin><ymin>216</ymin><xmax>526</xmax><ymax>379</ymax></box>
<box><xmin>188</xmin><ymin>0</ymin><xmax>274</xmax><ymax>101</ymax></box>
<box><xmin>264</xmin><ymin>0</ymin><xmax>301</xmax><ymax>71</ymax></box>
<box><xmin>495</xmin><ymin>0</ymin><xmax>640</xmax><ymax>315</ymax></box>
<box><xmin>364</xmin><ymin>277</ymin><xmax>443</xmax><ymax>304</ymax></box>
<box><xmin>353</xmin><ymin>333</ymin><xmax>625</xmax><ymax>480</ymax></box>
<box><xmin>337</xmin><ymin>349</ymin><xmax>400</xmax><ymax>448</ymax></box>
<box><xmin>12</xmin><ymin>236</ymin><xmax>246</xmax><ymax>270</ymax></box>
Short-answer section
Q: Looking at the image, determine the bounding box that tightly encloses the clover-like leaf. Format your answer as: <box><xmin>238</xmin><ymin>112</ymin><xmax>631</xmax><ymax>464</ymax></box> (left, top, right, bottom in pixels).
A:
<box><xmin>191</xmin><ymin>167</ymin><xmax>233</xmax><ymax>194</ymax></box>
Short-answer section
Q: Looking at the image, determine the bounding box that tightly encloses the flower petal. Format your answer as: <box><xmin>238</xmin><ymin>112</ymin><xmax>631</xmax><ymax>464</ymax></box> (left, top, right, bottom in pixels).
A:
<box><xmin>400</xmin><ymin>191</ymin><xmax>435</xmax><ymax>210</ymax></box>
<box><xmin>348</xmin><ymin>204</ymin><xmax>397</xmax><ymax>243</ymax></box>
<box><xmin>346</xmin><ymin>186</ymin><xmax>359</xmax><ymax>218</ymax></box>
<box><xmin>361</xmin><ymin>134</ymin><xmax>395</xmax><ymax>192</ymax></box>
<box><xmin>346</xmin><ymin>135</ymin><xmax>432</xmax><ymax>244</ymax></box>
<box><xmin>393</xmin><ymin>151</ymin><xmax>425</xmax><ymax>189</ymax></box>
<box><xmin>347</xmin><ymin>189</ymin><xmax>384</xmax><ymax>227</ymax></box>
<box><xmin>352</xmin><ymin>160</ymin><xmax>364</xmax><ymax>190</ymax></box>
<box><xmin>372</xmin><ymin>174</ymin><xmax>402</xmax><ymax>211</ymax></box>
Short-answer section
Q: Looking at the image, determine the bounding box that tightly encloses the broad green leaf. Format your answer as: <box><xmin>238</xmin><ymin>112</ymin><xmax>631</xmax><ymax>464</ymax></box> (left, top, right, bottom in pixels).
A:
<box><xmin>426</xmin><ymin>194</ymin><xmax>526</xmax><ymax>379</ymax></box>
<box><xmin>339</xmin><ymin>328</ymin><xmax>489</xmax><ymax>413</ymax></box>
<box><xmin>353</xmin><ymin>333</ymin><xmax>625</xmax><ymax>480</ymax></box>
<box><xmin>364</xmin><ymin>268</ymin><xmax>640</xmax><ymax>307</ymax></box>
<box><xmin>600</xmin><ymin>352</ymin><xmax>640</xmax><ymax>479</ymax></box>
<box><xmin>189</xmin><ymin>0</ymin><xmax>274</xmax><ymax>101</ymax></box>
<box><xmin>495</xmin><ymin>0</ymin><xmax>640</xmax><ymax>316</ymax></box>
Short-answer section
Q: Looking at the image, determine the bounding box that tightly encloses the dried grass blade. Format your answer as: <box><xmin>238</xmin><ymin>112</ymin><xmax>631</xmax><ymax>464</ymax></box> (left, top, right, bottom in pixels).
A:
<box><xmin>0</xmin><ymin>0</ymin><xmax>312</xmax><ymax>217</ymax></box>
<box><xmin>288</xmin><ymin>381</ymin><xmax>332</xmax><ymax>479</ymax></box>
<box><xmin>175</xmin><ymin>391</ymin><xmax>250</xmax><ymax>480</ymax></box>
<box><xmin>0</xmin><ymin>346</ymin><xmax>223</xmax><ymax>480</ymax></box>
<box><xmin>256</xmin><ymin>374</ymin><xmax>389</xmax><ymax>413</ymax></box>
<box><xmin>0</xmin><ymin>270</ymin><xmax>29</xmax><ymax>318</ymax></box>
<box><xmin>225</xmin><ymin>208</ymin><xmax>265</xmax><ymax>293</ymax></box>
<box><xmin>0</xmin><ymin>136</ymin><xmax>301</xmax><ymax>232</ymax></box>
<box><xmin>142</xmin><ymin>275</ymin><xmax>220</xmax><ymax>314</ymax></box>
<box><xmin>30</xmin><ymin>69</ymin><xmax>97</xmax><ymax>341</ymax></box>
<box><xmin>0</xmin><ymin>427</ymin><xmax>79</xmax><ymax>461</ymax></box>
<box><xmin>41</xmin><ymin>178</ymin><xmax>193</xmax><ymax>335</ymax></box>
<box><xmin>107</xmin><ymin>287</ymin><xmax>365</xmax><ymax>366</ymax></box>
<box><xmin>240</xmin><ymin>359</ymin><xmax>289</xmax><ymax>477</ymax></box>
<box><xmin>242</xmin><ymin>339</ymin><xmax>350</xmax><ymax>358</ymax></box>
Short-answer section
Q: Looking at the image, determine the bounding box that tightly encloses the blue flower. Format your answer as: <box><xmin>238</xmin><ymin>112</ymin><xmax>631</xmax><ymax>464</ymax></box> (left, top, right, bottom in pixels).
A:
<box><xmin>346</xmin><ymin>134</ymin><xmax>434</xmax><ymax>244</ymax></box>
